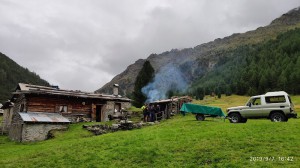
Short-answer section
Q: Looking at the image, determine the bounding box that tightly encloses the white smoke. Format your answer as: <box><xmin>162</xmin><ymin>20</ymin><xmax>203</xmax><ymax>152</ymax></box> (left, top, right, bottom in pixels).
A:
<box><xmin>142</xmin><ymin>63</ymin><xmax>188</xmax><ymax>102</ymax></box>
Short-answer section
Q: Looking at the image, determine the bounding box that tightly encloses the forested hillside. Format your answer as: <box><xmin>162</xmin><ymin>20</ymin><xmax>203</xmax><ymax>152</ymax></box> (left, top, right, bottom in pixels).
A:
<box><xmin>191</xmin><ymin>28</ymin><xmax>300</xmax><ymax>97</ymax></box>
<box><xmin>0</xmin><ymin>52</ymin><xmax>49</xmax><ymax>103</ymax></box>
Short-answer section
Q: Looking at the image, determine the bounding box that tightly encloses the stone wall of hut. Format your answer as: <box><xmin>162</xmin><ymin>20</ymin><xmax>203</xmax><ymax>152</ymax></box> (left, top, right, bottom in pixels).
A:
<box><xmin>8</xmin><ymin>112</ymin><xmax>23</xmax><ymax>142</ymax></box>
<box><xmin>1</xmin><ymin>108</ymin><xmax>14</xmax><ymax>134</ymax></box>
<box><xmin>13</xmin><ymin>94</ymin><xmax>26</xmax><ymax>113</ymax></box>
<box><xmin>103</xmin><ymin>101</ymin><xmax>131</xmax><ymax>121</ymax></box>
<box><xmin>105</xmin><ymin>101</ymin><xmax>115</xmax><ymax>121</ymax></box>
<box><xmin>121</xmin><ymin>102</ymin><xmax>131</xmax><ymax>110</ymax></box>
<box><xmin>21</xmin><ymin>123</ymin><xmax>68</xmax><ymax>142</ymax></box>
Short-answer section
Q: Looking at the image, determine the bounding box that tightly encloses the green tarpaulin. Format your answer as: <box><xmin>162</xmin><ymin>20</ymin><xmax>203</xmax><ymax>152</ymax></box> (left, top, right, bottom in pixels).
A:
<box><xmin>180</xmin><ymin>103</ymin><xmax>226</xmax><ymax>117</ymax></box>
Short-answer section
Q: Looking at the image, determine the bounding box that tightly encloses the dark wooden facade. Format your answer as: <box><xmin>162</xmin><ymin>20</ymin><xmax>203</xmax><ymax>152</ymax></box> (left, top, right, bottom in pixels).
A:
<box><xmin>4</xmin><ymin>83</ymin><xmax>131</xmax><ymax>123</ymax></box>
<box><xmin>150</xmin><ymin>96</ymin><xmax>192</xmax><ymax>119</ymax></box>
<box><xmin>24</xmin><ymin>94</ymin><xmax>108</xmax><ymax>122</ymax></box>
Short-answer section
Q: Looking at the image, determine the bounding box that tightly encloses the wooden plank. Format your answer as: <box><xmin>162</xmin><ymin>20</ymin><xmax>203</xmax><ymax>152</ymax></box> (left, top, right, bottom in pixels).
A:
<box><xmin>26</xmin><ymin>95</ymin><xmax>94</xmax><ymax>114</ymax></box>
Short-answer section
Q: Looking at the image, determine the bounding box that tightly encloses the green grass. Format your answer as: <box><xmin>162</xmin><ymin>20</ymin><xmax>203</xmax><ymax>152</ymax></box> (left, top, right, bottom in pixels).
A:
<box><xmin>291</xmin><ymin>95</ymin><xmax>300</xmax><ymax>112</ymax></box>
<box><xmin>0</xmin><ymin>95</ymin><xmax>299</xmax><ymax>168</ymax></box>
<box><xmin>192</xmin><ymin>95</ymin><xmax>250</xmax><ymax>113</ymax></box>
<box><xmin>127</xmin><ymin>106</ymin><xmax>142</xmax><ymax>113</ymax></box>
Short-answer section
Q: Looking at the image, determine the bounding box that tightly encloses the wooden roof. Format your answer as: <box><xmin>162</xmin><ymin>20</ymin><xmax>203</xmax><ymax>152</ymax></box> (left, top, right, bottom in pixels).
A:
<box><xmin>13</xmin><ymin>83</ymin><xmax>131</xmax><ymax>102</ymax></box>
<box><xmin>150</xmin><ymin>96</ymin><xmax>192</xmax><ymax>104</ymax></box>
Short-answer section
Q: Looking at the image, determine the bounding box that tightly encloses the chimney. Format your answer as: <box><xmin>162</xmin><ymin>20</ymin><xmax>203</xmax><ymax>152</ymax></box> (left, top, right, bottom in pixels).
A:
<box><xmin>113</xmin><ymin>84</ymin><xmax>119</xmax><ymax>96</ymax></box>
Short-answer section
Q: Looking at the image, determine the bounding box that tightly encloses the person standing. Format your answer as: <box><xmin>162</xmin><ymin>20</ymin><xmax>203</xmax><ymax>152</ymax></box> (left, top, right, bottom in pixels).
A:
<box><xmin>142</xmin><ymin>104</ymin><xmax>149</xmax><ymax>122</ymax></box>
<box><xmin>150</xmin><ymin>104</ymin><xmax>156</xmax><ymax>122</ymax></box>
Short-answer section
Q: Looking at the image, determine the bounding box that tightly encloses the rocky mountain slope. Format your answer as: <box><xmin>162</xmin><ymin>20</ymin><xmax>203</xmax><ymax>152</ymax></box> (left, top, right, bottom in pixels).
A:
<box><xmin>0</xmin><ymin>52</ymin><xmax>49</xmax><ymax>103</ymax></box>
<box><xmin>96</xmin><ymin>7</ymin><xmax>300</xmax><ymax>98</ymax></box>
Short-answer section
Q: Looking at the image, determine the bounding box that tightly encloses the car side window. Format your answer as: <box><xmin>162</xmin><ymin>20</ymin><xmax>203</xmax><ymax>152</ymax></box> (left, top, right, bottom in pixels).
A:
<box><xmin>265</xmin><ymin>96</ymin><xmax>286</xmax><ymax>103</ymax></box>
<box><xmin>252</xmin><ymin>98</ymin><xmax>261</xmax><ymax>106</ymax></box>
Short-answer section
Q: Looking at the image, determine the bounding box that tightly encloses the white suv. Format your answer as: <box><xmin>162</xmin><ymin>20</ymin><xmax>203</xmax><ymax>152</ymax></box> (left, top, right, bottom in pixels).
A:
<box><xmin>227</xmin><ymin>91</ymin><xmax>297</xmax><ymax>123</ymax></box>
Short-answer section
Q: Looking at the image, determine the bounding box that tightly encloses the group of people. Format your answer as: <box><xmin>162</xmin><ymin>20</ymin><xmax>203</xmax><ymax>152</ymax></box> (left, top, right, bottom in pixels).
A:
<box><xmin>141</xmin><ymin>104</ymin><xmax>160</xmax><ymax>122</ymax></box>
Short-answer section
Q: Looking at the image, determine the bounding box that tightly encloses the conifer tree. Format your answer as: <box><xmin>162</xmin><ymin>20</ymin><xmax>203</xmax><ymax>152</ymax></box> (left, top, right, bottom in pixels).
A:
<box><xmin>132</xmin><ymin>60</ymin><xmax>155</xmax><ymax>107</ymax></box>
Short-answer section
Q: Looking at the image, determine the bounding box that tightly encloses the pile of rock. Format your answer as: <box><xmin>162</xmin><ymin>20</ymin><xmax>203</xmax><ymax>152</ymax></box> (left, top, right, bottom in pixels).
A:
<box><xmin>83</xmin><ymin>124</ymin><xmax>113</xmax><ymax>135</ymax></box>
<box><xmin>83</xmin><ymin>120</ymin><xmax>151</xmax><ymax>136</ymax></box>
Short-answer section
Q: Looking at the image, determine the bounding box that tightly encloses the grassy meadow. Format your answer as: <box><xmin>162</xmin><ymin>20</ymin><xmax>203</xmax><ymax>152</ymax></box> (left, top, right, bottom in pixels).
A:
<box><xmin>0</xmin><ymin>95</ymin><xmax>299</xmax><ymax>168</ymax></box>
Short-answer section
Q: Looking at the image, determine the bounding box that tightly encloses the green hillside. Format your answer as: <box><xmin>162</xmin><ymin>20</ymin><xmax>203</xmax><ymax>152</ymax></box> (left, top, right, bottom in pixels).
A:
<box><xmin>190</xmin><ymin>28</ymin><xmax>300</xmax><ymax>96</ymax></box>
<box><xmin>1</xmin><ymin>95</ymin><xmax>299</xmax><ymax>167</ymax></box>
<box><xmin>0</xmin><ymin>52</ymin><xmax>49</xmax><ymax>103</ymax></box>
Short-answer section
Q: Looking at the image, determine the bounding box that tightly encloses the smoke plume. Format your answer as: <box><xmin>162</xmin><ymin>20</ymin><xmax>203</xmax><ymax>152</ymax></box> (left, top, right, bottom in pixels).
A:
<box><xmin>142</xmin><ymin>63</ymin><xmax>188</xmax><ymax>102</ymax></box>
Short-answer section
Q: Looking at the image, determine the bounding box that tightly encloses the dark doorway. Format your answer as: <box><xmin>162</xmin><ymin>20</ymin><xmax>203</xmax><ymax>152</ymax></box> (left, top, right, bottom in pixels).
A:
<box><xmin>114</xmin><ymin>103</ymin><xmax>121</xmax><ymax>112</ymax></box>
<box><xmin>96</xmin><ymin>105</ymin><xmax>102</xmax><ymax>122</ymax></box>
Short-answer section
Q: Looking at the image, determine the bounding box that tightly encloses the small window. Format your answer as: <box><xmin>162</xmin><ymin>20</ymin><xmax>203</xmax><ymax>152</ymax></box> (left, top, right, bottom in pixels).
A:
<box><xmin>265</xmin><ymin>96</ymin><xmax>286</xmax><ymax>103</ymax></box>
<box><xmin>59</xmin><ymin>105</ymin><xmax>68</xmax><ymax>112</ymax></box>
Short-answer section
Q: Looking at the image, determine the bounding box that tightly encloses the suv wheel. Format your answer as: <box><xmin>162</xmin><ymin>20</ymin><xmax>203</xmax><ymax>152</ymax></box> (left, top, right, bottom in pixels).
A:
<box><xmin>196</xmin><ymin>114</ymin><xmax>205</xmax><ymax>121</ymax></box>
<box><xmin>270</xmin><ymin>112</ymin><xmax>287</xmax><ymax>122</ymax></box>
<box><xmin>228</xmin><ymin>113</ymin><xmax>241</xmax><ymax>123</ymax></box>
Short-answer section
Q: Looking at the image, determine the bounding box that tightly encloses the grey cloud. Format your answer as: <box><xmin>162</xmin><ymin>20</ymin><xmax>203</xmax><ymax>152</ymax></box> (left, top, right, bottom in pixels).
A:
<box><xmin>0</xmin><ymin>0</ymin><xmax>299</xmax><ymax>92</ymax></box>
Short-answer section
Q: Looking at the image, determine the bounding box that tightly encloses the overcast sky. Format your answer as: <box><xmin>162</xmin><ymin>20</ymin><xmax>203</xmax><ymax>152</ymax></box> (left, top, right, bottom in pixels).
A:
<box><xmin>0</xmin><ymin>0</ymin><xmax>299</xmax><ymax>92</ymax></box>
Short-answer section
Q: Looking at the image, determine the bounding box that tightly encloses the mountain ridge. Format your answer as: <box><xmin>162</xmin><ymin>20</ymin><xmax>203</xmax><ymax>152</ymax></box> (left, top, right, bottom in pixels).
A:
<box><xmin>97</xmin><ymin>7</ymin><xmax>300</xmax><ymax>97</ymax></box>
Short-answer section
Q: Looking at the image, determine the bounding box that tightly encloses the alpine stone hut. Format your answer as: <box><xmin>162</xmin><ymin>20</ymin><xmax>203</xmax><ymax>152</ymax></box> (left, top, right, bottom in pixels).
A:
<box><xmin>1</xmin><ymin>83</ymin><xmax>131</xmax><ymax>142</ymax></box>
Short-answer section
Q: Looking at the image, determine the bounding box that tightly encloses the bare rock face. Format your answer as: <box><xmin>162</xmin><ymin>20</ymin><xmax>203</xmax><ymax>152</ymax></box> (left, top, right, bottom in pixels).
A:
<box><xmin>270</xmin><ymin>7</ymin><xmax>300</xmax><ymax>26</ymax></box>
<box><xmin>96</xmin><ymin>7</ymin><xmax>300</xmax><ymax>96</ymax></box>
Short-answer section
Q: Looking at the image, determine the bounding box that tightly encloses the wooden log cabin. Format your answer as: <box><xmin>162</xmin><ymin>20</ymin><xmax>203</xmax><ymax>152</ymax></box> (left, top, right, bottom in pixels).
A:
<box><xmin>4</xmin><ymin>83</ymin><xmax>131</xmax><ymax>124</ymax></box>
<box><xmin>149</xmin><ymin>96</ymin><xmax>192</xmax><ymax>120</ymax></box>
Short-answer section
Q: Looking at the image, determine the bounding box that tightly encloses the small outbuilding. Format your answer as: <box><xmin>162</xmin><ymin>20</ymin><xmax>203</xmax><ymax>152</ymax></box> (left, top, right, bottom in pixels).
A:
<box><xmin>9</xmin><ymin>112</ymin><xmax>70</xmax><ymax>142</ymax></box>
<box><xmin>150</xmin><ymin>96</ymin><xmax>192</xmax><ymax>119</ymax></box>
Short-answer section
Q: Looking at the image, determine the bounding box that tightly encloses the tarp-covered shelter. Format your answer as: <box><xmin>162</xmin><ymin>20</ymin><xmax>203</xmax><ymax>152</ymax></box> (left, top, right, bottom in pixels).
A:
<box><xmin>180</xmin><ymin>103</ymin><xmax>226</xmax><ymax>117</ymax></box>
